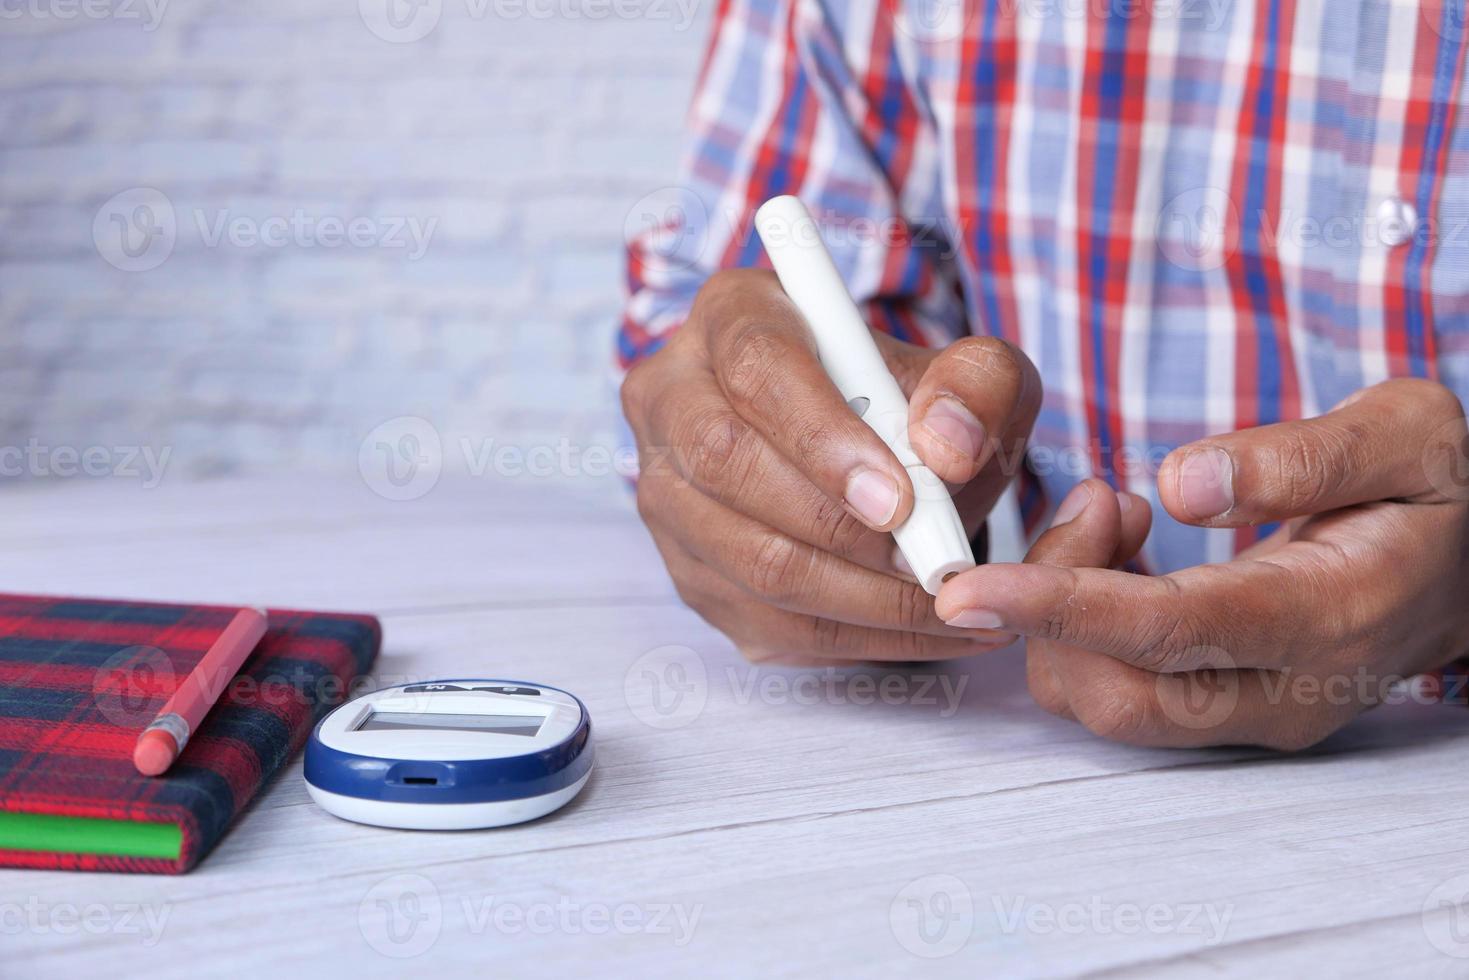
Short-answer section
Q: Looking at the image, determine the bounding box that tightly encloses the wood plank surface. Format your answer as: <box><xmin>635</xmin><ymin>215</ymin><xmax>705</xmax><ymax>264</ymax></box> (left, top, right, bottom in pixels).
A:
<box><xmin>3</xmin><ymin>476</ymin><xmax>1467</xmax><ymax>978</ymax></box>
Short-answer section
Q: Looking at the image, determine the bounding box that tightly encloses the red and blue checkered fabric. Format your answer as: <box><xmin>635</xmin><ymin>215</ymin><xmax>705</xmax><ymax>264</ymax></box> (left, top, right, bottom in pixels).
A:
<box><xmin>0</xmin><ymin>594</ymin><xmax>380</xmax><ymax>874</ymax></box>
<box><xmin>620</xmin><ymin>0</ymin><xmax>1469</xmax><ymax>571</ymax></box>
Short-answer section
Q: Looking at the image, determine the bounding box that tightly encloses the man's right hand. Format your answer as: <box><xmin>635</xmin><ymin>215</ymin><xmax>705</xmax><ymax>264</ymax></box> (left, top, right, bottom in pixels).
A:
<box><xmin>621</xmin><ymin>268</ymin><xmax>1042</xmax><ymax>665</ymax></box>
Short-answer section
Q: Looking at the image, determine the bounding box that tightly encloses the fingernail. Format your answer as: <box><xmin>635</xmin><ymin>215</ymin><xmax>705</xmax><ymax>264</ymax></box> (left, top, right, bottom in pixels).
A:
<box><xmin>1177</xmin><ymin>448</ymin><xmax>1234</xmax><ymax>519</ymax></box>
<box><xmin>1050</xmin><ymin>482</ymin><xmax>1092</xmax><ymax>528</ymax></box>
<box><xmin>919</xmin><ymin>397</ymin><xmax>985</xmax><ymax>461</ymax></box>
<box><xmin>1117</xmin><ymin>493</ymin><xmax>1134</xmax><ymax>514</ymax></box>
<box><xmin>845</xmin><ymin>468</ymin><xmax>900</xmax><ymax>526</ymax></box>
<box><xmin>945</xmin><ymin>609</ymin><xmax>1004</xmax><ymax>629</ymax></box>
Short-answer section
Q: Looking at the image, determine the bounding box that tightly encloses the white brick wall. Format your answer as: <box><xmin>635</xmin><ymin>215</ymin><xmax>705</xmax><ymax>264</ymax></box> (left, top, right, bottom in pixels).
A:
<box><xmin>0</xmin><ymin>0</ymin><xmax>709</xmax><ymax>481</ymax></box>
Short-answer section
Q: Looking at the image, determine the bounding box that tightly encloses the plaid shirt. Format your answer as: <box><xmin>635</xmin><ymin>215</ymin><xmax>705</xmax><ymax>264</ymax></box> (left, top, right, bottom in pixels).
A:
<box><xmin>620</xmin><ymin>0</ymin><xmax>1469</xmax><ymax>573</ymax></box>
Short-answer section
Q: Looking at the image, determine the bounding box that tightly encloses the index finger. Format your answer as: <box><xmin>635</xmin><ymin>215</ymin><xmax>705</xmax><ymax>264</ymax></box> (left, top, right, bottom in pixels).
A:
<box><xmin>934</xmin><ymin>557</ymin><xmax>1322</xmax><ymax>671</ymax></box>
<box><xmin>699</xmin><ymin>269</ymin><xmax>915</xmax><ymax>531</ymax></box>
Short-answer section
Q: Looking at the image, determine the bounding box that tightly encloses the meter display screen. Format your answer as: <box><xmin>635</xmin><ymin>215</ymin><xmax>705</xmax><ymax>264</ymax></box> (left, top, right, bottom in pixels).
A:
<box><xmin>355</xmin><ymin>710</ymin><xmax>545</xmax><ymax>737</ymax></box>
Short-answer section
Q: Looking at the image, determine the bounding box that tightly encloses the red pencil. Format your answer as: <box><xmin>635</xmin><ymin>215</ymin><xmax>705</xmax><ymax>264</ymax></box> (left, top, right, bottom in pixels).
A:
<box><xmin>132</xmin><ymin>607</ymin><xmax>270</xmax><ymax>777</ymax></box>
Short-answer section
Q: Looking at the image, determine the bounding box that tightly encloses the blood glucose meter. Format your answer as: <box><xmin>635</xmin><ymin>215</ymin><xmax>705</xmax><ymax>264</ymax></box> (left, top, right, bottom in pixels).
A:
<box><xmin>304</xmin><ymin>680</ymin><xmax>593</xmax><ymax>830</ymax></box>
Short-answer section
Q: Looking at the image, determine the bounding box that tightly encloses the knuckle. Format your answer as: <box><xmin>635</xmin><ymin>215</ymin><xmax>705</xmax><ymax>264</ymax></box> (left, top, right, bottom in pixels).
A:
<box><xmin>1385</xmin><ymin>377</ymin><xmax>1465</xmax><ymax>422</ymax></box>
<box><xmin>1079</xmin><ymin>682</ymin><xmax>1164</xmax><ymax>745</ymax></box>
<box><xmin>804</xmin><ymin>496</ymin><xmax>874</xmax><ymax>557</ymax></box>
<box><xmin>1135</xmin><ymin>608</ymin><xmax>1202</xmax><ymax>673</ymax></box>
<box><xmin>1034</xmin><ymin>570</ymin><xmax>1083</xmax><ymax>643</ymax></box>
<box><xmin>634</xmin><ymin>469</ymin><xmax>681</xmax><ymax>526</ymax></box>
<box><xmin>804</xmin><ymin>614</ymin><xmax>846</xmax><ymax>656</ymax></box>
<box><xmin>633</xmin><ymin>480</ymin><xmax>657</xmax><ymax>524</ymax></box>
<box><xmin>1026</xmin><ymin>653</ymin><xmax>1071</xmax><ymax>717</ymax></box>
<box><xmin>788</xmin><ymin>415</ymin><xmax>843</xmax><ymax>469</ymax></box>
<box><xmin>744</xmin><ymin>532</ymin><xmax>806</xmax><ymax>604</ymax></box>
<box><xmin>1262</xmin><ymin>431</ymin><xmax>1344</xmax><ymax>510</ymax></box>
<box><xmin>944</xmin><ymin>336</ymin><xmax>1026</xmax><ymax>393</ymax></box>
<box><xmin>948</xmin><ymin>335</ymin><xmax>1039</xmax><ymax>409</ymax></box>
<box><xmin>805</xmin><ymin>617</ymin><xmax>922</xmax><ymax>660</ymax></box>
<box><xmin>1262</xmin><ymin>713</ymin><xmax>1335</xmax><ymax>753</ymax></box>
<box><xmin>669</xmin><ymin>574</ymin><xmax>708</xmax><ymax>618</ymax></box>
<box><xmin>677</xmin><ymin>408</ymin><xmax>755</xmax><ymax>495</ymax></box>
<box><xmin>720</xmin><ymin>321</ymin><xmax>789</xmax><ymax>409</ymax></box>
<box><xmin>1423</xmin><ymin>381</ymin><xmax>1467</xmax><ymax>422</ymax></box>
<box><xmin>735</xmin><ymin>642</ymin><xmax>776</xmax><ymax>664</ymax></box>
<box><xmin>619</xmin><ymin>359</ymin><xmax>654</xmax><ymax>424</ymax></box>
<box><xmin>886</xmin><ymin>582</ymin><xmax>934</xmax><ymax>632</ymax></box>
<box><xmin>698</xmin><ymin>267</ymin><xmax>776</xmax><ymax>319</ymax></box>
<box><xmin>903</xmin><ymin>632</ymin><xmax>949</xmax><ymax>660</ymax></box>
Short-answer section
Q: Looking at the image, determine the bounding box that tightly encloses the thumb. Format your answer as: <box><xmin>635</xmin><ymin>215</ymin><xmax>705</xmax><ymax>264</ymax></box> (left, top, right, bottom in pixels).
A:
<box><xmin>1157</xmin><ymin>377</ymin><xmax>1467</xmax><ymax>526</ymax></box>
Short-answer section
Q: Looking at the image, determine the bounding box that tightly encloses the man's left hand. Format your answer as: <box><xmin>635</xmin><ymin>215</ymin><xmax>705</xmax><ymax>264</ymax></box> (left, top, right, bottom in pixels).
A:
<box><xmin>936</xmin><ymin>379</ymin><xmax>1469</xmax><ymax>750</ymax></box>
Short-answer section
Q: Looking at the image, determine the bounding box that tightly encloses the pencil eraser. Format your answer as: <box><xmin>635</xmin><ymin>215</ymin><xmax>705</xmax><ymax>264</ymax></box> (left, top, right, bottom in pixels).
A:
<box><xmin>133</xmin><ymin>729</ymin><xmax>179</xmax><ymax>777</ymax></box>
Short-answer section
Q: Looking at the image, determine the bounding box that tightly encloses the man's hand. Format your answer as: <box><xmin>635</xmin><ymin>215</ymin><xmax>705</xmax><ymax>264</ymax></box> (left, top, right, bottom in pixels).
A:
<box><xmin>937</xmin><ymin>379</ymin><xmax>1469</xmax><ymax>750</ymax></box>
<box><xmin>622</xmin><ymin>268</ymin><xmax>1041</xmax><ymax>664</ymax></box>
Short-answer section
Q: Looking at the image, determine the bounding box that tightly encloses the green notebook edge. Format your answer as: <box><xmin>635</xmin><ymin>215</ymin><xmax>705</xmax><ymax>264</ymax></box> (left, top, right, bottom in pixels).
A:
<box><xmin>0</xmin><ymin>812</ymin><xmax>182</xmax><ymax>860</ymax></box>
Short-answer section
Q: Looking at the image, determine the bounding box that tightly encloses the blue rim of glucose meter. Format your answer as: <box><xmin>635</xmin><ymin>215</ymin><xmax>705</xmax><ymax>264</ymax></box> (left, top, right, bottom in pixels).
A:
<box><xmin>304</xmin><ymin>680</ymin><xmax>592</xmax><ymax>804</ymax></box>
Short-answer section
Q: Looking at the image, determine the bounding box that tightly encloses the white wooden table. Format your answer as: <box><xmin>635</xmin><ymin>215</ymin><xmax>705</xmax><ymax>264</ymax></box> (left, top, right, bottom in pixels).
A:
<box><xmin>4</xmin><ymin>474</ymin><xmax>1469</xmax><ymax>977</ymax></box>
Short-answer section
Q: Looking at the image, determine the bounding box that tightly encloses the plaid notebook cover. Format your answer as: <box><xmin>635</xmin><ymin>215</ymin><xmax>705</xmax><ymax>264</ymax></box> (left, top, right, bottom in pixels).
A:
<box><xmin>0</xmin><ymin>593</ymin><xmax>381</xmax><ymax>874</ymax></box>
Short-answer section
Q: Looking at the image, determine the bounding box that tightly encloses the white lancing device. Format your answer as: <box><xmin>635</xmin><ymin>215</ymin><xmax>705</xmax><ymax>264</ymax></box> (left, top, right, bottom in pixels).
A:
<box><xmin>754</xmin><ymin>195</ymin><xmax>975</xmax><ymax>595</ymax></box>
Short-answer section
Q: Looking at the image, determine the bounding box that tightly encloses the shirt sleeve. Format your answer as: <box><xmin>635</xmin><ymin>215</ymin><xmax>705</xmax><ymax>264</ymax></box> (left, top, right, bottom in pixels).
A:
<box><xmin>617</xmin><ymin>0</ymin><xmax>970</xmax><ymax>371</ymax></box>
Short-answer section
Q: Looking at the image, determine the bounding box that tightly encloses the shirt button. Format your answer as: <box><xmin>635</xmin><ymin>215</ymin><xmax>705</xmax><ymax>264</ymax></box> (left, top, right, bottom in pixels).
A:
<box><xmin>1377</xmin><ymin>197</ymin><xmax>1418</xmax><ymax>248</ymax></box>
